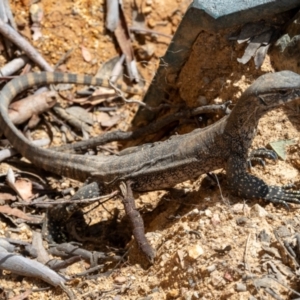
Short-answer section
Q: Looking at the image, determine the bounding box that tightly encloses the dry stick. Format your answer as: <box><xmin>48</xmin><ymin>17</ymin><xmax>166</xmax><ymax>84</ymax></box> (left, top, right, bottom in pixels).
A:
<box><xmin>0</xmin><ymin>18</ymin><xmax>53</xmax><ymax>72</ymax></box>
<box><xmin>54</xmin><ymin>48</ymin><xmax>73</xmax><ymax>70</ymax></box>
<box><xmin>269</xmin><ymin>277</ymin><xmax>300</xmax><ymax>297</ymax></box>
<box><xmin>0</xmin><ymin>55</ymin><xmax>29</xmax><ymax>76</ymax></box>
<box><xmin>109</xmin><ymin>80</ymin><xmax>147</xmax><ymax>107</ymax></box>
<box><xmin>243</xmin><ymin>233</ymin><xmax>251</xmax><ymax>271</ymax></box>
<box><xmin>47</xmin><ymin>256</ymin><xmax>81</xmax><ymax>271</ymax></box>
<box><xmin>274</xmin><ymin>230</ymin><xmax>299</xmax><ymax>267</ymax></box>
<box><xmin>75</xmin><ymin>264</ymin><xmax>105</xmax><ymax>277</ymax></box>
<box><xmin>2</xmin><ymin>0</ymin><xmax>17</xmax><ymax>29</ymax></box>
<box><xmin>13</xmin><ymin>190</ymin><xmax>118</xmax><ymax>207</ymax></box>
<box><xmin>119</xmin><ymin>181</ymin><xmax>155</xmax><ymax>264</ymax></box>
<box><xmin>130</xmin><ymin>26</ymin><xmax>173</xmax><ymax>39</ymax></box>
<box><xmin>210</xmin><ymin>172</ymin><xmax>228</xmax><ymax>205</ymax></box>
<box><xmin>110</xmin><ymin>76</ymin><xmax>170</xmax><ymax>112</ymax></box>
<box><xmin>0</xmin><ymin>1</ymin><xmax>16</xmax><ymax>58</ymax></box>
<box><xmin>52</xmin><ymin>105</ymin><xmax>92</xmax><ymax>133</ymax></box>
<box><xmin>54</xmin><ymin>101</ymin><xmax>232</xmax><ymax>153</ymax></box>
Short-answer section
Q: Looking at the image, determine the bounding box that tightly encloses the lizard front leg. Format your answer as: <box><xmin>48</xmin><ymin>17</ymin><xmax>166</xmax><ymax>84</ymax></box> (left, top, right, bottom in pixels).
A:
<box><xmin>226</xmin><ymin>156</ymin><xmax>300</xmax><ymax>205</ymax></box>
<box><xmin>247</xmin><ymin>148</ymin><xmax>278</xmax><ymax>168</ymax></box>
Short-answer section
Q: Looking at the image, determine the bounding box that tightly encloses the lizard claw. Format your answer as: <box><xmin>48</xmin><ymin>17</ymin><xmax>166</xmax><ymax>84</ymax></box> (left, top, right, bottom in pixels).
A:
<box><xmin>248</xmin><ymin>148</ymin><xmax>278</xmax><ymax>168</ymax></box>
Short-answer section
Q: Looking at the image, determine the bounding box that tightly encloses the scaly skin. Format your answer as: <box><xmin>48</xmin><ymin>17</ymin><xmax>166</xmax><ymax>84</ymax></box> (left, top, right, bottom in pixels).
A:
<box><xmin>1</xmin><ymin>71</ymin><xmax>300</xmax><ymax>262</ymax></box>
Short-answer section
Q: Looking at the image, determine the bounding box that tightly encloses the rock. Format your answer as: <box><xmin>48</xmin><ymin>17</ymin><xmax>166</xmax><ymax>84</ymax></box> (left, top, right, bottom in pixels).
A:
<box><xmin>187</xmin><ymin>244</ymin><xmax>204</xmax><ymax>260</ymax></box>
<box><xmin>206</xmin><ymin>265</ymin><xmax>216</xmax><ymax>273</ymax></box>
<box><xmin>205</xmin><ymin>209</ymin><xmax>212</xmax><ymax>218</ymax></box>
<box><xmin>235</xmin><ymin>283</ymin><xmax>247</xmax><ymax>292</ymax></box>
<box><xmin>250</xmin><ymin>204</ymin><xmax>268</xmax><ymax>217</ymax></box>
<box><xmin>167</xmin><ymin>289</ymin><xmax>180</xmax><ymax>298</ymax></box>
<box><xmin>114</xmin><ymin>276</ymin><xmax>127</xmax><ymax>284</ymax></box>
<box><xmin>136</xmin><ymin>44</ymin><xmax>155</xmax><ymax>61</ymax></box>
<box><xmin>210</xmin><ymin>271</ymin><xmax>226</xmax><ymax>287</ymax></box>
<box><xmin>211</xmin><ymin>213</ymin><xmax>221</xmax><ymax>226</ymax></box>
<box><xmin>197</xmin><ymin>95</ymin><xmax>208</xmax><ymax>105</ymax></box>
<box><xmin>232</xmin><ymin>203</ymin><xmax>250</xmax><ymax>213</ymax></box>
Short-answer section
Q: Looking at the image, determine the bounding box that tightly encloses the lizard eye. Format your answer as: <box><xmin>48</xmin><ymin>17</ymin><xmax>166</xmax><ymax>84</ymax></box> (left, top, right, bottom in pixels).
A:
<box><xmin>277</xmin><ymin>90</ymin><xmax>288</xmax><ymax>95</ymax></box>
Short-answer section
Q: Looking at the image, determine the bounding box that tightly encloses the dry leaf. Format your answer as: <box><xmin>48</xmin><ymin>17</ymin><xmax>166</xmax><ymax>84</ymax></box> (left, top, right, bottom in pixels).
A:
<box><xmin>254</xmin><ymin>44</ymin><xmax>270</xmax><ymax>69</ymax></box>
<box><xmin>14</xmin><ymin>178</ymin><xmax>33</xmax><ymax>202</ymax></box>
<box><xmin>113</xmin><ymin>4</ymin><xmax>139</xmax><ymax>82</ymax></box>
<box><xmin>0</xmin><ymin>193</ymin><xmax>17</xmax><ymax>201</ymax></box>
<box><xmin>101</xmin><ymin>114</ymin><xmax>120</xmax><ymax>127</ymax></box>
<box><xmin>0</xmin><ymin>205</ymin><xmax>38</xmax><ymax>222</ymax></box>
<box><xmin>96</xmin><ymin>112</ymin><xmax>120</xmax><ymax>127</ymax></box>
<box><xmin>9</xmin><ymin>91</ymin><xmax>57</xmax><ymax>125</ymax></box>
<box><xmin>8</xmin><ymin>289</ymin><xmax>32</xmax><ymax>300</ymax></box>
<box><xmin>65</xmin><ymin>106</ymin><xmax>94</xmax><ymax>125</ymax></box>
<box><xmin>81</xmin><ymin>45</ymin><xmax>92</xmax><ymax>62</ymax></box>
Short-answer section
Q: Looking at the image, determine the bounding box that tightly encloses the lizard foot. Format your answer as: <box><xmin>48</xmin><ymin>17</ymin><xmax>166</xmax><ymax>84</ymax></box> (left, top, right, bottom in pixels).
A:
<box><xmin>43</xmin><ymin>182</ymin><xmax>102</xmax><ymax>243</ymax></box>
<box><xmin>264</xmin><ymin>185</ymin><xmax>300</xmax><ymax>207</ymax></box>
<box><xmin>248</xmin><ymin>148</ymin><xmax>277</xmax><ymax>168</ymax></box>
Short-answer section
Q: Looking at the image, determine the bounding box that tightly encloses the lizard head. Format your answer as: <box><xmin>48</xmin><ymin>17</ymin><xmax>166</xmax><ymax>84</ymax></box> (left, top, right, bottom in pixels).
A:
<box><xmin>243</xmin><ymin>70</ymin><xmax>300</xmax><ymax>109</ymax></box>
<box><xmin>224</xmin><ymin>71</ymin><xmax>300</xmax><ymax>148</ymax></box>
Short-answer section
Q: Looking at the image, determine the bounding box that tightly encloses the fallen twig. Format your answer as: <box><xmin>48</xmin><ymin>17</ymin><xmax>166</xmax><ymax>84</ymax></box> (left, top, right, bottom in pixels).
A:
<box><xmin>49</xmin><ymin>243</ymin><xmax>107</xmax><ymax>266</ymax></box>
<box><xmin>0</xmin><ymin>18</ymin><xmax>53</xmax><ymax>71</ymax></box>
<box><xmin>13</xmin><ymin>190</ymin><xmax>118</xmax><ymax>207</ymax></box>
<box><xmin>0</xmin><ymin>55</ymin><xmax>29</xmax><ymax>77</ymax></box>
<box><xmin>46</xmin><ymin>256</ymin><xmax>81</xmax><ymax>271</ymax></box>
<box><xmin>52</xmin><ymin>105</ymin><xmax>92</xmax><ymax>133</ymax></box>
<box><xmin>130</xmin><ymin>26</ymin><xmax>172</xmax><ymax>39</ymax></box>
<box><xmin>0</xmin><ymin>249</ymin><xmax>67</xmax><ymax>287</ymax></box>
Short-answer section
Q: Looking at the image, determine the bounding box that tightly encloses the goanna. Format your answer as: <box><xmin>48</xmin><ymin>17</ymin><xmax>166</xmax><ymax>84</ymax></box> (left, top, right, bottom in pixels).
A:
<box><xmin>0</xmin><ymin>71</ymin><xmax>300</xmax><ymax>263</ymax></box>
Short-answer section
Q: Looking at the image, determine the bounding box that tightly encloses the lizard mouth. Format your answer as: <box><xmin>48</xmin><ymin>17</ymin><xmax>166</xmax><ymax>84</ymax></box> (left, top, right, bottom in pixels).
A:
<box><xmin>258</xmin><ymin>89</ymin><xmax>300</xmax><ymax>108</ymax></box>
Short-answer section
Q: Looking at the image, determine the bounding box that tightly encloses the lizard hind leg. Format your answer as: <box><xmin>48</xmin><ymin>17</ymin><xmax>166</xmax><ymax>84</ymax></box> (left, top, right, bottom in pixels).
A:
<box><xmin>226</xmin><ymin>156</ymin><xmax>300</xmax><ymax>206</ymax></box>
<box><xmin>43</xmin><ymin>182</ymin><xmax>103</xmax><ymax>243</ymax></box>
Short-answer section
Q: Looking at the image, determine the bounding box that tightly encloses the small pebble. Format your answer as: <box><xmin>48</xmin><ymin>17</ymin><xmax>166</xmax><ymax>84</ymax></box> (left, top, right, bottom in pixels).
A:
<box><xmin>210</xmin><ymin>271</ymin><xmax>226</xmax><ymax>287</ymax></box>
<box><xmin>187</xmin><ymin>244</ymin><xmax>204</xmax><ymax>260</ymax></box>
<box><xmin>203</xmin><ymin>76</ymin><xmax>210</xmax><ymax>84</ymax></box>
<box><xmin>167</xmin><ymin>289</ymin><xmax>180</xmax><ymax>298</ymax></box>
<box><xmin>206</xmin><ymin>265</ymin><xmax>216</xmax><ymax>273</ymax></box>
<box><xmin>137</xmin><ymin>44</ymin><xmax>155</xmax><ymax>60</ymax></box>
<box><xmin>235</xmin><ymin>283</ymin><xmax>247</xmax><ymax>292</ymax></box>
<box><xmin>114</xmin><ymin>276</ymin><xmax>127</xmax><ymax>284</ymax></box>
<box><xmin>147</xmin><ymin>18</ymin><xmax>156</xmax><ymax>28</ymax></box>
<box><xmin>250</xmin><ymin>204</ymin><xmax>268</xmax><ymax>217</ymax></box>
<box><xmin>197</xmin><ymin>95</ymin><xmax>208</xmax><ymax>105</ymax></box>
<box><xmin>211</xmin><ymin>213</ymin><xmax>220</xmax><ymax>225</ymax></box>
<box><xmin>143</xmin><ymin>6</ymin><xmax>152</xmax><ymax>14</ymax></box>
<box><xmin>236</xmin><ymin>216</ymin><xmax>248</xmax><ymax>226</ymax></box>
<box><xmin>213</xmin><ymin>97</ymin><xmax>223</xmax><ymax>104</ymax></box>
<box><xmin>205</xmin><ymin>209</ymin><xmax>212</xmax><ymax>218</ymax></box>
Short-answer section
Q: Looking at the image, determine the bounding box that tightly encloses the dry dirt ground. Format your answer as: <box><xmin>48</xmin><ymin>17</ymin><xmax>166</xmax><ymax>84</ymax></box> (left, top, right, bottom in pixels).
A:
<box><xmin>1</xmin><ymin>0</ymin><xmax>300</xmax><ymax>299</ymax></box>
